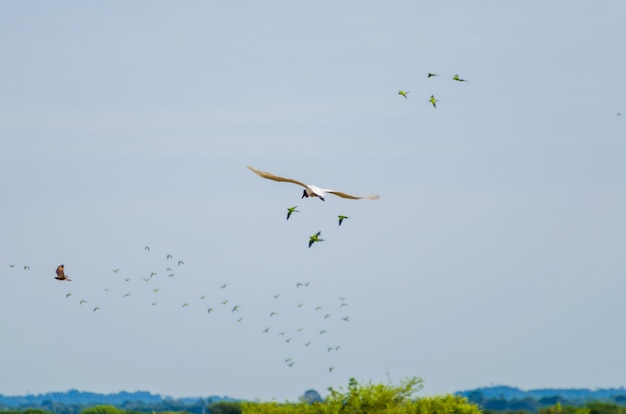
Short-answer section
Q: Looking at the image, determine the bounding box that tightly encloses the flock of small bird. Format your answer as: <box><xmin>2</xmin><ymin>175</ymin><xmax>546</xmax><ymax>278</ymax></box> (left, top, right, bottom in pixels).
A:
<box><xmin>21</xmin><ymin>244</ymin><xmax>353</xmax><ymax>373</ymax></box>
<box><xmin>398</xmin><ymin>73</ymin><xmax>469</xmax><ymax>108</ymax></box>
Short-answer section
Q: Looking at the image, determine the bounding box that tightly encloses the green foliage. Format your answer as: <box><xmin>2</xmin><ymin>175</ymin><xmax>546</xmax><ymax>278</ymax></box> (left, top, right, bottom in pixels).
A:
<box><xmin>81</xmin><ymin>406</ymin><xmax>123</xmax><ymax>414</ymax></box>
<box><xmin>539</xmin><ymin>402</ymin><xmax>626</xmax><ymax>414</ymax></box>
<box><xmin>403</xmin><ymin>395</ymin><xmax>483</xmax><ymax>414</ymax></box>
<box><xmin>208</xmin><ymin>401</ymin><xmax>242</xmax><ymax>414</ymax></box>
<box><xmin>584</xmin><ymin>402</ymin><xmax>626</xmax><ymax>414</ymax></box>
<box><xmin>324</xmin><ymin>376</ymin><xmax>423</xmax><ymax>412</ymax></box>
<box><xmin>243</xmin><ymin>377</ymin><xmax>481</xmax><ymax>414</ymax></box>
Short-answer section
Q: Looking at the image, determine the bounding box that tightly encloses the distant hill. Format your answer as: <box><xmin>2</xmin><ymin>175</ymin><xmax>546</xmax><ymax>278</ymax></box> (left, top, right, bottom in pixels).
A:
<box><xmin>0</xmin><ymin>390</ymin><xmax>235</xmax><ymax>410</ymax></box>
<box><xmin>0</xmin><ymin>390</ymin><xmax>162</xmax><ymax>407</ymax></box>
<box><xmin>455</xmin><ymin>386</ymin><xmax>626</xmax><ymax>412</ymax></box>
<box><xmin>456</xmin><ymin>386</ymin><xmax>626</xmax><ymax>401</ymax></box>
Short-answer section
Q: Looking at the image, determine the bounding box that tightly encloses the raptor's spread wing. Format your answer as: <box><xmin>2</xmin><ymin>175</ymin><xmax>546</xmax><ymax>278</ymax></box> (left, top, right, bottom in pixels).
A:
<box><xmin>247</xmin><ymin>166</ymin><xmax>309</xmax><ymax>189</ymax></box>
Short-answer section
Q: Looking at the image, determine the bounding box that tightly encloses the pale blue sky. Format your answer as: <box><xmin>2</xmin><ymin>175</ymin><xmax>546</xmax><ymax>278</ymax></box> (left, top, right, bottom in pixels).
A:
<box><xmin>1</xmin><ymin>1</ymin><xmax>625</xmax><ymax>402</ymax></box>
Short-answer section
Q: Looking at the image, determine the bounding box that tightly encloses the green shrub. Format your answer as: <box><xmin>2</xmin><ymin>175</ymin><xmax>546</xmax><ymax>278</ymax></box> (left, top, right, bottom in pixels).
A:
<box><xmin>81</xmin><ymin>406</ymin><xmax>123</xmax><ymax>414</ymax></box>
<box><xmin>208</xmin><ymin>401</ymin><xmax>243</xmax><ymax>414</ymax></box>
<box><xmin>401</xmin><ymin>395</ymin><xmax>482</xmax><ymax>414</ymax></box>
<box><xmin>243</xmin><ymin>377</ymin><xmax>481</xmax><ymax>414</ymax></box>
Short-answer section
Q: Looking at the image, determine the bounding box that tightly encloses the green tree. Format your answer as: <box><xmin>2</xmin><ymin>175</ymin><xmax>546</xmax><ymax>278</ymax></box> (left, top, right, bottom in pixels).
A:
<box><xmin>81</xmin><ymin>406</ymin><xmax>123</xmax><ymax>414</ymax></box>
<box><xmin>585</xmin><ymin>402</ymin><xmax>626</xmax><ymax>414</ymax></box>
<box><xmin>325</xmin><ymin>376</ymin><xmax>424</xmax><ymax>412</ymax></box>
<box><xmin>207</xmin><ymin>401</ymin><xmax>242</xmax><ymax>414</ymax></box>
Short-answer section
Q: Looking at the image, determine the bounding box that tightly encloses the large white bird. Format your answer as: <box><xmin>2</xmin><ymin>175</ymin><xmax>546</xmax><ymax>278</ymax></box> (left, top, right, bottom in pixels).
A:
<box><xmin>247</xmin><ymin>166</ymin><xmax>380</xmax><ymax>201</ymax></box>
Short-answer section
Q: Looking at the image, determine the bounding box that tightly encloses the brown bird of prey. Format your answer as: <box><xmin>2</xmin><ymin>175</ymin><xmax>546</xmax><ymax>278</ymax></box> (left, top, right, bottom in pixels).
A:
<box><xmin>55</xmin><ymin>265</ymin><xmax>71</xmax><ymax>281</ymax></box>
<box><xmin>247</xmin><ymin>166</ymin><xmax>380</xmax><ymax>201</ymax></box>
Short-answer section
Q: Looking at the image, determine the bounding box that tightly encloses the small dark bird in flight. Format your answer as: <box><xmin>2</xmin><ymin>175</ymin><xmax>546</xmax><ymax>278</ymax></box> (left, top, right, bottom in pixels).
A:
<box><xmin>427</xmin><ymin>73</ymin><xmax>439</xmax><ymax>78</ymax></box>
<box><xmin>79</xmin><ymin>299</ymin><xmax>87</xmax><ymax>305</ymax></box>
<box><xmin>23</xmin><ymin>265</ymin><xmax>30</xmax><ymax>270</ymax></box>
<box><xmin>55</xmin><ymin>265</ymin><xmax>71</xmax><ymax>281</ymax></box>
<box><xmin>166</xmin><ymin>254</ymin><xmax>173</xmax><ymax>260</ymax></box>
<box><xmin>93</xmin><ymin>307</ymin><xmax>100</xmax><ymax>312</ymax></box>
<box><xmin>338</xmin><ymin>215</ymin><xmax>349</xmax><ymax>226</ymax></box>
<box><xmin>177</xmin><ymin>260</ymin><xmax>184</xmax><ymax>266</ymax></box>
<box><xmin>145</xmin><ymin>246</ymin><xmax>150</xmax><ymax>251</ymax></box>
<box><xmin>286</xmin><ymin>206</ymin><xmax>299</xmax><ymax>220</ymax></box>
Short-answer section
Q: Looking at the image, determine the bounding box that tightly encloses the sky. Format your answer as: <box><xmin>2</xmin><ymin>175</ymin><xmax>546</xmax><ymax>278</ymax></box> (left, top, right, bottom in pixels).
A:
<box><xmin>1</xmin><ymin>0</ymin><xmax>625</xmax><ymax>402</ymax></box>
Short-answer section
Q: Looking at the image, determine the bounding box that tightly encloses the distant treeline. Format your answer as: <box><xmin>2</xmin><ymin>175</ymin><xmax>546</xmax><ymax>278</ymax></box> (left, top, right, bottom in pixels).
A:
<box><xmin>0</xmin><ymin>377</ymin><xmax>478</xmax><ymax>414</ymax></box>
<box><xmin>3</xmin><ymin>385</ymin><xmax>626</xmax><ymax>414</ymax></box>
<box><xmin>456</xmin><ymin>386</ymin><xmax>626</xmax><ymax>412</ymax></box>
<box><xmin>0</xmin><ymin>390</ymin><xmax>235</xmax><ymax>414</ymax></box>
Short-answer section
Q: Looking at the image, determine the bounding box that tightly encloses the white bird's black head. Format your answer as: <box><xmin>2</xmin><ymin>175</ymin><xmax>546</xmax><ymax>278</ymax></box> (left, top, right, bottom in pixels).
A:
<box><xmin>301</xmin><ymin>189</ymin><xmax>308</xmax><ymax>199</ymax></box>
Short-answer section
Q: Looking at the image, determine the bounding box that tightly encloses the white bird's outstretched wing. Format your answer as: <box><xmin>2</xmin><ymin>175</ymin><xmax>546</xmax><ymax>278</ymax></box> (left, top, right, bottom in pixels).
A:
<box><xmin>248</xmin><ymin>166</ymin><xmax>381</xmax><ymax>200</ymax></box>
<box><xmin>247</xmin><ymin>166</ymin><xmax>309</xmax><ymax>189</ymax></box>
<box><xmin>326</xmin><ymin>191</ymin><xmax>380</xmax><ymax>200</ymax></box>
